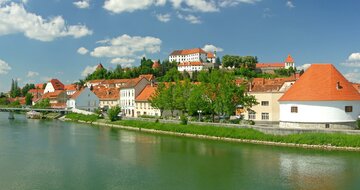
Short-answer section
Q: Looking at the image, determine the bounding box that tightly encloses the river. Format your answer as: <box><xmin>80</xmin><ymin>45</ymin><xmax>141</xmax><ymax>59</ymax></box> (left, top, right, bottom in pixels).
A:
<box><xmin>0</xmin><ymin>113</ymin><xmax>359</xmax><ymax>190</ymax></box>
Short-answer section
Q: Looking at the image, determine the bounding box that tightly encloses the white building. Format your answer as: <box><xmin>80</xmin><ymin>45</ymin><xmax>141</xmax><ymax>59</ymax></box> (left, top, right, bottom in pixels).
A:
<box><xmin>279</xmin><ymin>64</ymin><xmax>360</xmax><ymax>129</ymax></box>
<box><xmin>120</xmin><ymin>77</ymin><xmax>150</xmax><ymax>117</ymax></box>
<box><xmin>44</xmin><ymin>79</ymin><xmax>64</xmax><ymax>94</ymax></box>
<box><xmin>169</xmin><ymin>48</ymin><xmax>208</xmax><ymax>63</ymax></box>
<box><xmin>177</xmin><ymin>61</ymin><xmax>204</xmax><ymax>72</ymax></box>
<box><xmin>66</xmin><ymin>87</ymin><xmax>99</xmax><ymax>112</ymax></box>
<box><xmin>135</xmin><ymin>84</ymin><xmax>161</xmax><ymax>117</ymax></box>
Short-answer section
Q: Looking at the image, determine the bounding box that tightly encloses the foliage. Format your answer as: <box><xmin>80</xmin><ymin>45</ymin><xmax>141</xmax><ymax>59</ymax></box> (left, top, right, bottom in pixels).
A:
<box><xmin>0</xmin><ymin>97</ymin><xmax>10</xmax><ymax>105</ymax></box>
<box><xmin>25</xmin><ymin>93</ymin><xmax>33</xmax><ymax>106</ymax></box>
<box><xmin>112</xmin><ymin>120</ymin><xmax>360</xmax><ymax>148</ymax></box>
<box><xmin>65</xmin><ymin>113</ymin><xmax>98</xmax><ymax>122</ymax></box>
<box><xmin>33</xmin><ymin>98</ymin><xmax>51</xmax><ymax>109</ymax></box>
<box><xmin>21</xmin><ymin>83</ymin><xmax>35</xmax><ymax>96</ymax></box>
<box><xmin>108</xmin><ymin>106</ymin><xmax>121</xmax><ymax>121</ymax></box>
<box><xmin>274</xmin><ymin>67</ymin><xmax>296</xmax><ymax>77</ymax></box>
<box><xmin>10</xmin><ymin>79</ymin><xmax>21</xmax><ymax>98</ymax></box>
<box><xmin>9</xmin><ymin>100</ymin><xmax>21</xmax><ymax>108</ymax></box>
<box><xmin>158</xmin><ymin>68</ymin><xmax>182</xmax><ymax>82</ymax></box>
<box><xmin>222</xmin><ymin>55</ymin><xmax>257</xmax><ymax>69</ymax></box>
<box><xmin>180</xmin><ymin>115</ymin><xmax>188</xmax><ymax>125</ymax></box>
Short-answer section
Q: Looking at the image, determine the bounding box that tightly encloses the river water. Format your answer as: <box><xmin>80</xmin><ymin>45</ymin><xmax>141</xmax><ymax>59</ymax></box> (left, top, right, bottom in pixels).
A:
<box><xmin>0</xmin><ymin>113</ymin><xmax>359</xmax><ymax>190</ymax></box>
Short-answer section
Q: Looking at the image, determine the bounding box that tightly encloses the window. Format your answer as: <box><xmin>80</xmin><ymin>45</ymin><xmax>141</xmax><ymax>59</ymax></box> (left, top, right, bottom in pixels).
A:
<box><xmin>261</xmin><ymin>113</ymin><xmax>269</xmax><ymax>120</ymax></box>
<box><xmin>261</xmin><ymin>101</ymin><xmax>269</xmax><ymax>106</ymax></box>
<box><xmin>291</xmin><ymin>106</ymin><xmax>298</xmax><ymax>113</ymax></box>
<box><xmin>345</xmin><ymin>106</ymin><xmax>353</xmax><ymax>112</ymax></box>
<box><xmin>248</xmin><ymin>112</ymin><xmax>256</xmax><ymax>120</ymax></box>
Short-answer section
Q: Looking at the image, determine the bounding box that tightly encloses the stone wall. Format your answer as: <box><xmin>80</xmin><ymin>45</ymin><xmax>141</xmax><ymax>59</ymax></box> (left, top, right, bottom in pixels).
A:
<box><xmin>279</xmin><ymin>121</ymin><xmax>356</xmax><ymax>130</ymax></box>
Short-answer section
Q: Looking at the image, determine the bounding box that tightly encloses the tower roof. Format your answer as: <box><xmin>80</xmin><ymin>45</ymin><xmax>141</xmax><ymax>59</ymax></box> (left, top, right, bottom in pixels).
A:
<box><xmin>285</xmin><ymin>54</ymin><xmax>294</xmax><ymax>63</ymax></box>
<box><xmin>279</xmin><ymin>64</ymin><xmax>360</xmax><ymax>101</ymax></box>
<box><xmin>96</xmin><ymin>63</ymin><xmax>104</xmax><ymax>70</ymax></box>
<box><xmin>152</xmin><ymin>60</ymin><xmax>160</xmax><ymax>69</ymax></box>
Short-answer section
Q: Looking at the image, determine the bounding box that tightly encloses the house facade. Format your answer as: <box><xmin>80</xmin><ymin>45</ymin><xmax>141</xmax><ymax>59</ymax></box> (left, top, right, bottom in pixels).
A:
<box><xmin>93</xmin><ymin>86</ymin><xmax>120</xmax><ymax>110</ymax></box>
<box><xmin>41</xmin><ymin>90</ymin><xmax>67</xmax><ymax>108</ymax></box>
<box><xmin>279</xmin><ymin>64</ymin><xmax>360</xmax><ymax>129</ymax></box>
<box><xmin>169</xmin><ymin>48</ymin><xmax>208</xmax><ymax>63</ymax></box>
<box><xmin>66</xmin><ymin>87</ymin><xmax>99</xmax><ymax>112</ymax></box>
<box><xmin>44</xmin><ymin>79</ymin><xmax>65</xmax><ymax>94</ymax></box>
<box><xmin>135</xmin><ymin>85</ymin><xmax>161</xmax><ymax>117</ymax></box>
<box><xmin>177</xmin><ymin>61</ymin><xmax>204</xmax><ymax>72</ymax></box>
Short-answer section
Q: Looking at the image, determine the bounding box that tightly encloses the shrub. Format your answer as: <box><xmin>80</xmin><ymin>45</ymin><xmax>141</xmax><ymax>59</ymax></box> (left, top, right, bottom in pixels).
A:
<box><xmin>155</xmin><ymin>119</ymin><xmax>159</xmax><ymax>123</ymax></box>
<box><xmin>180</xmin><ymin>115</ymin><xmax>188</xmax><ymax>125</ymax></box>
<box><xmin>108</xmin><ymin>106</ymin><xmax>121</xmax><ymax>122</ymax></box>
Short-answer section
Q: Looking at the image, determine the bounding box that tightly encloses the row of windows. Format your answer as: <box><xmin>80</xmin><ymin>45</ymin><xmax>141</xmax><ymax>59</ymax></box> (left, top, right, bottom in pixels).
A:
<box><xmin>290</xmin><ymin>106</ymin><xmax>353</xmax><ymax>113</ymax></box>
<box><xmin>121</xmin><ymin>100</ymin><xmax>134</xmax><ymax>107</ymax></box>
<box><xmin>247</xmin><ymin>112</ymin><xmax>269</xmax><ymax>120</ymax></box>
<box><xmin>121</xmin><ymin>90</ymin><xmax>134</xmax><ymax>97</ymax></box>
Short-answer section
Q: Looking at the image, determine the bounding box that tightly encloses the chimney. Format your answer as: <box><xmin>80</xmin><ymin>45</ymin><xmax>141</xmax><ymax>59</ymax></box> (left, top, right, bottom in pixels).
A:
<box><xmin>336</xmin><ymin>81</ymin><xmax>342</xmax><ymax>90</ymax></box>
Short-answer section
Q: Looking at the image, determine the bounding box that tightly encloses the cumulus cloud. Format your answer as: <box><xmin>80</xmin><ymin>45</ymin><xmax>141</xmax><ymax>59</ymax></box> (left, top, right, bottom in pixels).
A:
<box><xmin>297</xmin><ymin>63</ymin><xmax>311</xmax><ymax>71</ymax></box>
<box><xmin>110</xmin><ymin>58</ymin><xmax>135</xmax><ymax>65</ymax></box>
<box><xmin>74</xmin><ymin>0</ymin><xmax>90</xmax><ymax>9</ymax></box>
<box><xmin>202</xmin><ymin>44</ymin><xmax>223</xmax><ymax>52</ymax></box>
<box><xmin>0</xmin><ymin>59</ymin><xmax>11</xmax><ymax>74</ymax></box>
<box><xmin>286</xmin><ymin>1</ymin><xmax>295</xmax><ymax>8</ymax></box>
<box><xmin>156</xmin><ymin>13</ymin><xmax>171</xmax><ymax>22</ymax></box>
<box><xmin>218</xmin><ymin>0</ymin><xmax>260</xmax><ymax>7</ymax></box>
<box><xmin>170</xmin><ymin>0</ymin><xmax>219</xmax><ymax>12</ymax></box>
<box><xmin>77</xmin><ymin>47</ymin><xmax>89</xmax><ymax>55</ymax></box>
<box><xmin>81</xmin><ymin>65</ymin><xmax>97</xmax><ymax>77</ymax></box>
<box><xmin>90</xmin><ymin>34</ymin><xmax>162</xmax><ymax>58</ymax></box>
<box><xmin>27</xmin><ymin>71</ymin><xmax>39</xmax><ymax>78</ymax></box>
<box><xmin>0</xmin><ymin>2</ymin><xmax>92</xmax><ymax>41</ymax></box>
<box><xmin>177</xmin><ymin>13</ymin><xmax>201</xmax><ymax>24</ymax></box>
<box><xmin>341</xmin><ymin>53</ymin><xmax>360</xmax><ymax>67</ymax></box>
<box><xmin>345</xmin><ymin>69</ymin><xmax>360</xmax><ymax>83</ymax></box>
<box><xmin>103</xmin><ymin>0</ymin><xmax>166</xmax><ymax>14</ymax></box>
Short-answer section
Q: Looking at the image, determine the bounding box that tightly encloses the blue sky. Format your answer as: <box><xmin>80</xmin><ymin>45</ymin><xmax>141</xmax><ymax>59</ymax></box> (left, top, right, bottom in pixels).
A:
<box><xmin>0</xmin><ymin>0</ymin><xmax>360</xmax><ymax>92</ymax></box>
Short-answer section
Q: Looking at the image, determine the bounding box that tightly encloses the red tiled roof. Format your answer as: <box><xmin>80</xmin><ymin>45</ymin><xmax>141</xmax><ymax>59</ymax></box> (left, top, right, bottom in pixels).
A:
<box><xmin>139</xmin><ymin>74</ymin><xmax>154</xmax><ymax>81</ymax></box>
<box><xmin>170</xmin><ymin>48</ymin><xmax>207</xmax><ymax>56</ymax></box>
<box><xmin>93</xmin><ymin>87</ymin><xmax>120</xmax><ymax>100</ymax></box>
<box><xmin>256</xmin><ymin>63</ymin><xmax>285</xmax><ymax>68</ymax></box>
<box><xmin>136</xmin><ymin>85</ymin><xmax>157</xmax><ymax>101</ymax></box>
<box><xmin>64</xmin><ymin>84</ymin><xmax>77</xmax><ymax>91</ymax></box>
<box><xmin>88</xmin><ymin>79</ymin><xmax>106</xmax><ymax>84</ymax></box>
<box><xmin>279</xmin><ymin>64</ymin><xmax>360</xmax><ymax>101</ymax></box>
<box><xmin>28</xmin><ymin>89</ymin><xmax>44</xmax><ymax>94</ymax></box>
<box><xmin>70</xmin><ymin>88</ymin><xmax>85</xmax><ymax>99</ymax></box>
<box><xmin>35</xmin><ymin>83</ymin><xmax>44</xmax><ymax>89</ymax></box>
<box><xmin>207</xmin><ymin>52</ymin><xmax>215</xmax><ymax>58</ymax></box>
<box><xmin>285</xmin><ymin>54</ymin><xmax>294</xmax><ymax>63</ymax></box>
<box><xmin>102</xmin><ymin>79</ymin><xmax>130</xmax><ymax>85</ymax></box>
<box><xmin>96</xmin><ymin>63</ymin><xmax>104</xmax><ymax>70</ymax></box>
<box><xmin>122</xmin><ymin>77</ymin><xmax>145</xmax><ymax>88</ymax></box>
<box><xmin>352</xmin><ymin>83</ymin><xmax>360</xmax><ymax>93</ymax></box>
<box><xmin>178</xmin><ymin>61</ymin><xmax>203</xmax><ymax>67</ymax></box>
<box><xmin>49</xmin><ymin>79</ymin><xmax>64</xmax><ymax>90</ymax></box>
<box><xmin>42</xmin><ymin>90</ymin><xmax>65</xmax><ymax>99</ymax></box>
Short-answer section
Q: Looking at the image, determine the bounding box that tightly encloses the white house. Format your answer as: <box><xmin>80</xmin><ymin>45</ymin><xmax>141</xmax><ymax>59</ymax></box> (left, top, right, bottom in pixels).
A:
<box><xmin>177</xmin><ymin>61</ymin><xmax>204</xmax><ymax>72</ymax></box>
<box><xmin>66</xmin><ymin>87</ymin><xmax>99</xmax><ymax>112</ymax></box>
<box><xmin>44</xmin><ymin>79</ymin><xmax>65</xmax><ymax>94</ymax></box>
<box><xmin>93</xmin><ymin>86</ymin><xmax>120</xmax><ymax>110</ymax></box>
<box><xmin>169</xmin><ymin>48</ymin><xmax>208</xmax><ymax>63</ymax></box>
<box><xmin>120</xmin><ymin>77</ymin><xmax>150</xmax><ymax>117</ymax></box>
<box><xmin>279</xmin><ymin>64</ymin><xmax>360</xmax><ymax>129</ymax></box>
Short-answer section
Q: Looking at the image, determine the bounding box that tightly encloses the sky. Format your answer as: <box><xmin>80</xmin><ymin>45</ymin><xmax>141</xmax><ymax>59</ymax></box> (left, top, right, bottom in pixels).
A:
<box><xmin>0</xmin><ymin>0</ymin><xmax>360</xmax><ymax>92</ymax></box>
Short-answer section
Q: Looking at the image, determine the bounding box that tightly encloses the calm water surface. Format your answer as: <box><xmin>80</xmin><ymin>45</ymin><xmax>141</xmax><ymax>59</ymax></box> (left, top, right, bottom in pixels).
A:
<box><xmin>0</xmin><ymin>113</ymin><xmax>360</xmax><ymax>190</ymax></box>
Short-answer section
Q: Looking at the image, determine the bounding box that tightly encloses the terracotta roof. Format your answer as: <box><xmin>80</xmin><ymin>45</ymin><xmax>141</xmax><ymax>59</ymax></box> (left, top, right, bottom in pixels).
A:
<box><xmin>178</xmin><ymin>61</ymin><xmax>203</xmax><ymax>67</ymax></box>
<box><xmin>285</xmin><ymin>54</ymin><xmax>294</xmax><ymax>63</ymax></box>
<box><xmin>42</xmin><ymin>90</ymin><xmax>65</xmax><ymax>99</ymax></box>
<box><xmin>93</xmin><ymin>87</ymin><xmax>120</xmax><ymax>100</ymax></box>
<box><xmin>207</xmin><ymin>52</ymin><xmax>215</xmax><ymax>58</ymax></box>
<box><xmin>256</xmin><ymin>63</ymin><xmax>285</xmax><ymax>68</ymax></box>
<box><xmin>152</xmin><ymin>61</ymin><xmax>160</xmax><ymax>69</ymax></box>
<box><xmin>170</xmin><ymin>48</ymin><xmax>207</xmax><ymax>56</ymax></box>
<box><xmin>122</xmin><ymin>77</ymin><xmax>145</xmax><ymax>88</ymax></box>
<box><xmin>8</xmin><ymin>97</ymin><xmax>26</xmax><ymax>105</ymax></box>
<box><xmin>70</xmin><ymin>88</ymin><xmax>85</xmax><ymax>99</ymax></box>
<box><xmin>102</xmin><ymin>79</ymin><xmax>130</xmax><ymax>85</ymax></box>
<box><xmin>96</xmin><ymin>63</ymin><xmax>104</xmax><ymax>70</ymax></box>
<box><xmin>35</xmin><ymin>83</ymin><xmax>44</xmax><ymax>89</ymax></box>
<box><xmin>352</xmin><ymin>83</ymin><xmax>360</xmax><ymax>93</ymax></box>
<box><xmin>279</xmin><ymin>64</ymin><xmax>360</xmax><ymax>101</ymax></box>
<box><xmin>64</xmin><ymin>84</ymin><xmax>77</xmax><ymax>91</ymax></box>
<box><xmin>87</xmin><ymin>79</ymin><xmax>106</xmax><ymax>84</ymax></box>
<box><xmin>139</xmin><ymin>74</ymin><xmax>154</xmax><ymax>81</ymax></box>
<box><xmin>28</xmin><ymin>89</ymin><xmax>44</xmax><ymax>94</ymax></box>
<box><xmin>49</xmin><ymin>79</ymin><xmax>64</xmax><ymax>90</ymax></box>
<box><xmin>136</xmin><ymin>85</ymin><xmax>157</xmax><ymax>101</ymax></box>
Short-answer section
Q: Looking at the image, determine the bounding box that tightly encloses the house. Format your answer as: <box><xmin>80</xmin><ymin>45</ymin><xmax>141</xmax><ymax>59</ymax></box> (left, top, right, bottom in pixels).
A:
<box><xmin>93</xmin><ymin>86</ymin><xmax>120</xmax><ymax>110</ymax></box>
<box><xmin>101</xmin><ymin>79</ymin><xmax>130</xmax><ymax>88</ymax></box>
<box><xmin>207</xmin><ymin>52</ymin><xmax>217</xmax><ymax>63</ymax></box>
<box><xmin>135</xmin><ymin>84</ymin><xmax>161</xmax><ymax>117</ymax></box>
<box><xmin>169</xmin><ymin>48</ymin><xmax>208</xmax><ymax>63</ymax></box>
<box><xmin>41</xmin><ymin>90</ymin><xmax>67</xmax><ymax>108</ymax></box>
<box><xmin>85</xmin><ymin>79</ymin><xmax>105</xmax><ymax>88</ymax></box>
<box><xmin>241</xmin><ymin>76</ymin><xmax>297</xmax><ymax>123</ymax></box>
<box><xmin>28</xmin><ymin>88</ymin><xmax>44</xmax><ymax>99</ymax></box>
<box><xmin>255</xmin><ymin>55</ymin><xmax>295</xmax><ymax>74</ymax></box>
<box><xmin>120</xmin><ymin>77</ymin><xmax>150</xmax><ymax>117</ymax></box>
<box><xmin>35</xmin><ymin>83</ymin><xmax>44</xmax><ymax>89</ymax></box>
<box><xmin>66</xmin><ymin>87</ymin><xmax>99</xmax><ymax>112</ymax></box>
<box><xmin>64</xmin><ymin>84</ymin><xmax>78</xmax><ymax>96</ymax></box>
<box><xmin>177</xmin><ymin>61</ymin><xmax>204</xmax><ymax>72</ymax></box>
<box><xmin>44</xmin><ymin>79</ymin><xmax>65</xmax><ymax>94</ymax></box>
<box><xmin>279</xmin><ymin>64</ymin><xmax>360</xmax><ymax>129</ymax></box>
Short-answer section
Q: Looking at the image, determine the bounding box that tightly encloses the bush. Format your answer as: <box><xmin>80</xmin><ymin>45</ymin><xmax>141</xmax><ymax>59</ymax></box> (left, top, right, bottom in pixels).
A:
<box><xmin>155</xmin><ymin>119</ymin><xmax>159</xmax><ymax>123</ymax></box>
<box><xmin>180</xmin><ymin>115</ymin><xmax>188</xmax><ymax>125</ymax></box>
<box><xmin>108</xmin><ymin>106</ymin><xmax>121</xmax><ymax>122</ymax></box>
<box><xmin>248</xmin><ymin>120</ymin><xmax>255</xmax><ymax>125</ymax></box>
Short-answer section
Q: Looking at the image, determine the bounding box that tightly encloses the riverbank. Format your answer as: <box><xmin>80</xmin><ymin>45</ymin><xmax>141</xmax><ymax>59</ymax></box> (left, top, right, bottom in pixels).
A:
<box><xmin>62</xmin><ymin>114</ymin><xmax>360</xmax><ymax>152</ymax></box>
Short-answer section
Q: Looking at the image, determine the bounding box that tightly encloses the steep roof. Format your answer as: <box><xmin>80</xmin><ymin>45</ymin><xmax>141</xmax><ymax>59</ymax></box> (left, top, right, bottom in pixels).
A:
<box><xmin>70</xmin><ymin>88</ymin><xmax>85</xmax><ymax>99</ymax></box>
<box><xmin>285</xmin><ymin>54</ymin><xmax>294</xmax><ymax>63</ymax></box>
<box><xmin>279</xmin><ymin>64</ymin><xmax>360</xmax><ymax>101</ymax></box>
<box><xmin>170</xmin><ymin>48</ymin><xmax>207</xmax><ymax>56</ymax></box>
<box><xmin>49</xmin><ymin>79</ymin><xmax>64</xmax><ymax>90</ymax></box>
<box><xmin>136</xmin><ymin>85</ymin><xmax>157</xmax><ymax>101</ymax></box>
<box><xmin>96</xmin><ymin>63</ymin><xmax>104</xmax><ymax>70</ymax></box>
<box><xmin>139</xmin><ymin>74</ymin><xmax>155</xmax><ymax>81</ymax></box>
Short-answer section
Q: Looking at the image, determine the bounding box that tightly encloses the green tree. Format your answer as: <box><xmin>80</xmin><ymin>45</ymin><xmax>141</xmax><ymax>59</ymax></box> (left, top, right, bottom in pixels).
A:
<box><xmin>108</xmin><ymin>106</ymin><xmax>121</xmax><ymax>121</ymax></box>
<box><xmin>25</xmin><ymin>93</ymin><xmax>33</xmax><ymax>106</ymax></box>
<box><xmin>186</xmin><ymin>85</ymin><xmax>211</xmax><ymax>115</ymax></box>
<box><xmin>174</xmin><ymin>80</ymin><xmax>192</xmax><ymax>114</ymax></box>
<box><xmin>150</xmin><ymin>83</ymin><xmax>167</xmax><ymax>116</ymax></box>
<box><xmin>33</xmin><ymin>98</ymin><xmax>51</xmax><ymax>108</ymax></box>
<box><xmin>21</xmin><ymin>83</ymin><xmax>35</xmax><ymax>96</ymax></box>
<box><xmin>161</xmin><ymin>68</ymin><xmax>182</xmax><ymax>82</ymax></box>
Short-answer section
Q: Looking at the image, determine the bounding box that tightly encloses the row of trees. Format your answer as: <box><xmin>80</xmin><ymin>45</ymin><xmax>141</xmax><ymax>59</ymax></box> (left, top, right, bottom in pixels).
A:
<box><xmin>9</xmin><ymin>79</ymin><xmax>36</xmax><ymax>98</ymax></box>
<box><xmin>150</xmin><ymin>70</ymin><xmax>258</xmax><ymax>121</ymax></box>
<box><xmin>222</xmin><ymin>55</ymin><xmax>258</xmax><ymax>69</ymax></box>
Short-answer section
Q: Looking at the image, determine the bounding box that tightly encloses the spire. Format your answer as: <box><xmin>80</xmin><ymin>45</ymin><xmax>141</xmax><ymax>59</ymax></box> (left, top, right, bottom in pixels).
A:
<box><xmin>96</xmin><ymin>63</ymin><xmax>104</xmax><ymax>70</ymax></box>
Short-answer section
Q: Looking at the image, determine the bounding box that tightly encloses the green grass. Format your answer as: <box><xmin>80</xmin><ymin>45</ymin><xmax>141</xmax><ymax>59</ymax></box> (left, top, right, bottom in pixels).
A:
<box><xmin>109</xmin><ymin>120</ymin><xmax>360</xmax><ymax>148</ymax></box>
<box><xmin>65</xmin><ymin>113</ymin><xmax>98</xmax><ymax>122</ymax></box>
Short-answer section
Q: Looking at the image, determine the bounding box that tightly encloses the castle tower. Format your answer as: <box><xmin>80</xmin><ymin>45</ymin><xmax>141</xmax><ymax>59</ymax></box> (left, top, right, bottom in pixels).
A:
<box><xmin>284</xmin><ymin>55</ymin><xmax>295</xmax><ymax>69</ymax></box>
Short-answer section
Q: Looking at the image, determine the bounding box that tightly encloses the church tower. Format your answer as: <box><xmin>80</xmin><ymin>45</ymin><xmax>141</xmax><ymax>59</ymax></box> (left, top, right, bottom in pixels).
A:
<box><xmin>284</xmin><ymin>54</ymin><xmax>295</xmax><ymax>69</ymax></box>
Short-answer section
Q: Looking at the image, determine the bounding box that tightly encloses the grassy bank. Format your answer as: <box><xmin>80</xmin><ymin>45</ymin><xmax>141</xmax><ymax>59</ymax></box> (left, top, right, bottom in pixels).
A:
<box><xmin>65</xmin><ymin>113</ymin><xmax>99</xmax><ymax>122</ymax></box>
<box><xmin>111</xmin><ymin>120</ymin><xmax>360</xmax><ymax>148</ymax></box>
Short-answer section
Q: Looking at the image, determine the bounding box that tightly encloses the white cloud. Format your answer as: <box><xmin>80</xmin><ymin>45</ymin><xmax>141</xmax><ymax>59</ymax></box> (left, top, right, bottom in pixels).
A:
<box><xmin>177</xmin><ymin>13</ymin><xmax>201</xmax><ymax>24</ymax></box>
<box><xmin>27</xmin><ymin>71</ymin><xmax>39</xmax><ymax>78</ymax></box>
<box><xmin>21</xmin><ymin>0</ymin><xmax>28</xmax><ymax>4</ymax></box>
<box><xmin>286</xmin><ymin>1</ymin><xmax>295</xmax><ymax>8</ymax></box>
<box><xmin>90</xmin><ymin>34</ymin><xmax>162</xmax><ymax>58</ymax></box>
<box><xmin>156</xmin><ymin>13</ymin><xmax>171</xmax><ymax>22</ymax></box>
<box><xmin>103</xmin><ymin>0</ymin><xmax>166</xmax><ymax>14</ymax></box>
<box><xmin>341</xmin><ymin>53</ymin><xmax>360</xmax><ymax>67</ymax></box>
<box><xmin>170</xmin><ymin>0</ymin><xmax>219</xmax><ymax>12</ymax></box>
<box><xmin>297</xmin><ymin>63</ymin><xmax>311</xmax><ymax>71</ymax></box>
<box><xmin>77</xmin><ymin>47</ymin><xmax>89</xmax><ymax>55</ymax></box>
<box><xmin>110</xmin><ymin>58</ymin><xmax>135</xmax><ymax>65</ymax></box>
<box><xmin>202</xmin><ymin>44</ymin><xmax>223</xmax><ymax>52</ymax></box>
<box><xmin>81</xmin><ymin>65</ymin><xmax>97</xmax><ymax>77</ymax></box>
<box><xmin>0</xmin><ymin>59</ymin><xmax>11</xmax><ymax>74</ymax></box>
<box><xmin>345</xmin><ymin>69</ymin><xmax>360</xmax><ymax>83</ymax></box>
<box><xmin>218</xmin><ymin>0</ymin><xmax>260</xmax><ymax>7</ymax></box>
<box><xmin>74</xmin><ymin>0</ymin><xmax>90</xmax><ymax>9</ymax></box>
<box><xmin>0</xmin><ymin>2</ymin><xmax>92</xmax><ymax>41</ymax></box>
